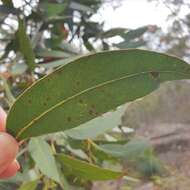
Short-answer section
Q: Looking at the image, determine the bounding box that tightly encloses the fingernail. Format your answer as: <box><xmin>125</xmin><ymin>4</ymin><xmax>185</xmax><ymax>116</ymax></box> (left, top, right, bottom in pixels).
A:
<box><xmin>14</xmin><ymin>160</ymin><xmax>20</xmax><ymax>171</ymax></box>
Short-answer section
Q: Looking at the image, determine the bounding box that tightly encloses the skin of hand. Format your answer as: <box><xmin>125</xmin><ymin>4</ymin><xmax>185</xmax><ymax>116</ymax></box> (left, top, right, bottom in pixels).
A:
<box><xmin>0</xmin><ymin>107</ymin><xmax>20</xmax><ymax>179</ymax></box>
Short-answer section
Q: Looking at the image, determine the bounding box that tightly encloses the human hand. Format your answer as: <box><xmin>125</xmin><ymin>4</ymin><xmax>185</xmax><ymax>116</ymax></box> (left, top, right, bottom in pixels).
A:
<box><xmin>0</xmin><ymin>107</ymin><xmax>20</xmax><ymax>179</ymax></box>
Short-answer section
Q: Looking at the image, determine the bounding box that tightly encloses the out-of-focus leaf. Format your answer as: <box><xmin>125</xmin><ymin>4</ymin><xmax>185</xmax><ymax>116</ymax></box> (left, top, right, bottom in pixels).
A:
<box><xmin>114</xmin><ymin>40</ymin><xmax>146</xmax><ymax>49</ymax></box>
<box><xmin>11</xmin><ymin>63</ymin><xmax>27</xmax><ymax>76</ymax></box>
<box><xmin>16</xmin><ymin>18</ymin><xmax>35</xmax><ymax>70</ymax></box>
<box><xmin>36</xmin><ymin>49</ymin><xmax>72</xmax><ymax>58</ymax></box>
<box><xmin>69</xmin><ymin>2</ymin><xmax>93</xmax><ymax>13</ymax></box>
<box><xmin>65</xmin><ymin>105</ymin><xmax>126</xmax><ymax>140</ymax></box>
<box><xmin>1</xmin><ymin>39</ymin><xmax>17</xmax><ymax>60</ymax></box>
<box><xmin>18</xmin><ymin>180</ymin><xmax>38</xmax><ymax>190</ymax></box>
<box><xmin>40</xmin><ymin>3</ymin><xmax>67</xmax><ymax>17</ymax></box>
<box><xmin>59</xmin><ymin>42</ymin><xmax>79</xmax><ymax>54</ymax></box>
<box><xmin>0</xmin><ymin>5</ymin><xmax>18</xmax><ymax>17</ymax></box>
<box><xmin>120</xmin><ymin>26</ymin><xmax>148</xmax><ymax>41</ymax></box>
<box><xmin>7</xmin><ymin>50</ymin><xmax>190</xmax><ymax>140</ymax></box>
<box><xmin>28</xmin><ymin>138</ymin><xmax>60</xmax><ymax>183</ymax></box>
<box><xmin>99</xmin><ymin>138</ymin><xmax>164</xmax><ymax>177</ymax></box>
<box><xmin>99</xmin><ymin>138</ymin><xmax>152</xmax><ymax>158</ymax></box>
<box><xmin>56</xmin><ymin>153</ymin><xmax>123</xmax><ymax>180</ymax></box>
<box><xmin>1</xmin><ymin>0</ymin><xmax>13</xmax><ymax>7</ymax></box>
<box><xmin>83</xmin><ymin>37</ymin><xmax>95</xmax><ymax>51</ymax></box>
<box><xmin>39</xmin><ymin>56</ymin><xmax>79</xmax><ymax>69</ymax></box>
<box><xmin>0</xmin><ymin>181</ymin><xmax>18</xmax><ymax>190</ymax></box>
<box><xmin>102</xmin><ymin>28</ymin><xmax>127</xmax><ymax>38</ymax></box>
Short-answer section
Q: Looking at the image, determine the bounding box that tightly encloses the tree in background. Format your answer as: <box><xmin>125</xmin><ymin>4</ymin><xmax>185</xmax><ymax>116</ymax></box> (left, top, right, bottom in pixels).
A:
<box><xmin>147</xmin><ymin>0</ymin><xmax>190</xmax><ymax>59</ymax></box>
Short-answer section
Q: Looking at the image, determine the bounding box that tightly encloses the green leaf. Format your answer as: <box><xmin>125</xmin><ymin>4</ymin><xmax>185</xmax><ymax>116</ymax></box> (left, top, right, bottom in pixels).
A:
<box><xmin>7</xmin><ymin>50</ymin><xmax>190</xmax><ymax>140</ymax></box>
<box><xmin>40</xmin><ymin>3</ymin><xmax>67</xmax><ymax>17</ymax></box>
<box><xmin>56</xmin><ymin>153</ymin><xmax>123</xmax><ymax>180</ymax></box>
<box><xmin>28</xmin><ymin>138</ymin><xmax>60</xmax><ymax>183</ymax></box>
<box><xmin>0</xmin><ymin>5</ymin><xmax>18</xmax><ymax>17</ymax></box>
<box><xmin>16</xmin><ymin>18</ymin><xmax>35</xmax><ymax>70</ymax></box>
<box><xmin>120</xmin><ymin>26</ymin><xmax>148</xmax><ymax>42</ymax></box>
<box><xmin>102</xmin><ymin>28</ymin><xmax>128</xmax><ymax>38</ymax></box>
<box><xmin>0</xmin><ymin>181</ymin><xmax>18</xmax><ymax>190</ymax></box>
<box><xmin>99</xmin><ymin>138</ymin><xmax>152</xmax><ymax>158</ymax></box>
<box><xmin>39</xmin><ymin>56</ymin><xmax>79</xmax><ymax>69</ymax></box>
<box><xmin>36</xmin><ymin>49</ymin><xmax>72</xmax><ymax>58</ymax></box>
<box><xmin>98</xmin><ymin>139</ymin><xmax>165</xmax><ymax>177</ymax></box>
<box><xmin>18</xmin><ymin>180</ymin><xmax>38</xmax><ymax>190</ymax></box>
<box><xmin>11</xmin><ymin>63</ymin><xmax>28</xmax><ymax>76</ymax></box>
<box><xmin>114</xmin><ymin>40</ymin><xmax>146</xmax><ymax>49</ymax></box>
<box><xmin>1</xmin><ymin>0</ymin><xmax>13</xmax><ymax>7</ymax></box>
<box><xmin>65</xmin><ymin>105</ymin><xmax>126</xmax><ymax>140</ymax></box>
<box><xmin>69</xmin><ymin>2</ymin><xmax>93</xmax><ymax>13</ymax></box>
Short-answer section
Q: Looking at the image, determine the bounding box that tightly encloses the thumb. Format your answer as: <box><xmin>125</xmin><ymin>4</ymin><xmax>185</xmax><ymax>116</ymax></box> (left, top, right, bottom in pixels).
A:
<box><xmin>0</xmin><ymin>106</ymin><xmax>7</xmax><ymax>132</ymax></box>
<box><xmin>0</xmin><ymin>132</ymin><xmax>19</xmax><ymax>174</ymax></box>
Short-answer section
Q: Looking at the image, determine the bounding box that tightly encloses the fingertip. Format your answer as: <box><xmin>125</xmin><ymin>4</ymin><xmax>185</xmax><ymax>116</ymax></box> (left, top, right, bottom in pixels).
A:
<box><xmin>0</xmin><ymin>132</ymin><xmax>19</xmax><ymax>173</ymax></box>
<box><xmin>0</xmin><ymin>107</ymin><xmax>7</xmax><ymax>132</ymax></box>
<box><xmin>0</xmin><ymin>160</ymin><xmax>20</xmax><ymax>179</ymax></box>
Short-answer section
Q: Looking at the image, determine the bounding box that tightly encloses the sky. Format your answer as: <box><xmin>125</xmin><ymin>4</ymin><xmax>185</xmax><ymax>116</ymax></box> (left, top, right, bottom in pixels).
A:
<box><xmin>92</xmin><ymin>0</ymin><xmax>190</xmax><ymax>31</ymax></box>
<box><xmin>92</xmin><ymin>0</ymin><xmax>169</xmax><ymax>30</ymax></box>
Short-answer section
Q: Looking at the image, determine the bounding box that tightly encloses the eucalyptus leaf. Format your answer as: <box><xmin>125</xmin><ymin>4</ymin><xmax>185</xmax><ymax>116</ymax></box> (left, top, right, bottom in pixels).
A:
<box><xmin>28</xmin><ymin>138</ymin><xmax>60</xmax><ymax>183</ymax></box>
<box><xmin>65</xmin><ymin>105</ymin><xmax>126</xmax><ymax>140</ymax></box>
<box><xmin>36</xmin><ymin>49</ymin><xmax>72</xmax><ymax>58</ymax></box>
<box><xmin>56</xmin><ymin>153</ymin><xmax>123</xmax><ymax>180</ymax></box>
<box><xmin>69</xmin><ymin>2</ymin><xmax>93</xmax><ymax>13</ymax></box>
<box><xmin>18</xmin><ymin>180</ymin><xmax>38</xmax><ymax>190</ymax></box>
<box><xmin>120</xmin><ymin>26</ymin><xmax>148</xmax><ymax>41</ymax></box>
<box><xmin>7</xmin><ymin>50</ymin><xmax>190</xmax><ymax>140</ymax></box>
<box><xmin>16</xmin><ymin>18</ymin><xmax>35</xmax><ymax>70</ymax></box>
<box><xmin>40</xmin><ymin>3</ymin><xmax>66</xmax><ymax>17</ymax></box>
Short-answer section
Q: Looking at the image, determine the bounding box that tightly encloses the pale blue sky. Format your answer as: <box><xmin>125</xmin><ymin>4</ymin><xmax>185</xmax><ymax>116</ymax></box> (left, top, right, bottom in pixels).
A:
<box><xmin>92</xmin><ymin>0</ymin><xmax>189</xmax><ymax>31</ymax></box>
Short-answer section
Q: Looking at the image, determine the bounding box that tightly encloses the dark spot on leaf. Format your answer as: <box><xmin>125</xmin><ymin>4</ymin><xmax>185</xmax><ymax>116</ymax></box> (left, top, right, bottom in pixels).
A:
<box><xmin>76</xmin><ymin>81</ymin><xmax>80</xmax><ymax>86</ymax></box>
<box><xmin>79</xmin><ymin>99</ymin><xmax>83</xmax><ymax>103</ymax></box>
<box><xmin>43</xmin><ymin>102</ymin><xmax>47</xmax><ymax>106</ymax></box>
<box><xmin>150</xmin><ymin>71</ymin><xmax>160</xmax><ymax>79</ymax></box>
<box><xmin>67</xmin><ymin>117</ymin><xmax>72</xmax><ymax>122</ymax></box>
<box><xmin>89</xmin><ymin>110</ymin><xmax>94</xmax><ymax>115</ymax></box>
<box><xmin>46</xmin><ymin>97</ymin><xmax>50</xmax><ymax>101</ymax></box>
<box><xmin>95</xmin><ymin>112</ymin><xmax>99</xmax><ymax>116</ymax></box>
<box><xmin>101</xmin><ymin>88</ymin><xmax>105</xmax><ymax>92</ymax></box>
<box><xmin>28</xmin><ymin>99</ymin><xmax>32</xmax><ymax>104</ymax></box>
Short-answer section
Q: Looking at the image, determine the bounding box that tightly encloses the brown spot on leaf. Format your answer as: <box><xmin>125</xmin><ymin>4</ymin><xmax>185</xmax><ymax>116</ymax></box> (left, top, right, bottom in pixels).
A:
<box><xmin>76</xmin><ymin>81</ymin><xmax>80</xmax><ymax>86</ymax></box>
<box><xmin>79</xmin><ymin>99</ymin><xmax>83</xmax><ymax>103</ymax></box>
<box><xmin>46</xmin><ymin>97</ymin><xmax>50</xmax><ymax>101</ymax></box>
<box><xmin>89</xmin><ymin>110</ymin><xmax>94</xmax><ymax>115</ymax></box>
<box><xmin>150</xmin><ymin>71</ymin><xmax>160</xmax><ymax>79</ymax></box>
<box><xmin>67</xmin><ymin>117</ymin><xmax>72</xmax><ymax>122</ymax></box>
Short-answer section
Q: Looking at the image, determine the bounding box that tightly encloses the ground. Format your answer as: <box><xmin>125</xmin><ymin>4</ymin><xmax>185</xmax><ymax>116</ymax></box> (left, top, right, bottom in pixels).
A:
<box><xmin>92</xmin><ymin>80</ymin><xmax>190</xmax><ymax>190</ymax></box>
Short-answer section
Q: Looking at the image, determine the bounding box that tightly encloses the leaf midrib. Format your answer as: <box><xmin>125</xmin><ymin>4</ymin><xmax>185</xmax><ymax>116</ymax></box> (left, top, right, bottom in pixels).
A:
<box><xmin>16</xmin><ymin>70</ymin><xmax>188</xmax><ymax>139</ymax></box>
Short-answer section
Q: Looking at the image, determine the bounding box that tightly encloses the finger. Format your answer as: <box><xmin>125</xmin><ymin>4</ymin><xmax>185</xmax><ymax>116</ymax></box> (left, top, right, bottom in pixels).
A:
<box><xmin>0</xmin><ymin>107</ymin><xmax>6</xmax><ymax>132</ymax></box>
<box><xmin>0</xmin><ymin>160</ymin><xmax>20</xmax><ymax>179</ymax></box>
<box><xmin>0</xmin><ymin>132</ymin><xmax>19</xmax><ymax>174</ymax></box>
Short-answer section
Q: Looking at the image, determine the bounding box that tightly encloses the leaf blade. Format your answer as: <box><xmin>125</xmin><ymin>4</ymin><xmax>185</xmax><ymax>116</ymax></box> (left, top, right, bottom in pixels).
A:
<box><xmin>28</xmin><ymin>138</ymin><xmax>60</xmax><ymax>183</ymax></box>
<box><xmin>6</xmin><ymin>50</ymin><xmax>190</xmax><ymax>139</ymax></box>
<box><xmin>16</xmin><ymin>18</ymin><xmax>35</xmax><ymax>70</ymax></box>
<box><xmin>56</xmin><ymin>153</ymin><xmax>123</xmax><ymax>180</ymax></box>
